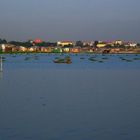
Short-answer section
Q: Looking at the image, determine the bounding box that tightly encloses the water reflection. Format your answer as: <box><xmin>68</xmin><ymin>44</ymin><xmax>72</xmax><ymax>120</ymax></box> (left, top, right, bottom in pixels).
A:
<box><xmin>0</xmin><ymin>68</ymin><xmax>140</xmax><ymax>140</ymax></box>
<box><xmin>0</xmin><ymin>56</ymin><xmax>3</xmax><ymax>79</ymax></box>
<box><xmin>0</xmin><ymin>71</ymin><xmax>3</xmax><ymax>79</ymax></box>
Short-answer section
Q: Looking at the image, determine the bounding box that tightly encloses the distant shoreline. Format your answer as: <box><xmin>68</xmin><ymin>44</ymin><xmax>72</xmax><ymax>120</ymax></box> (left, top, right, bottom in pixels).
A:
<box><xmin>0</xmin><ymin>51</ymin><xmax>140</xmax><ymax>54</ymax></box>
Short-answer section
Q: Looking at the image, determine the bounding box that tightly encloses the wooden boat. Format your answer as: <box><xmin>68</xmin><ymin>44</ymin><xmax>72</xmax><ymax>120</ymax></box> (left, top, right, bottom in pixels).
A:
<box><xmin>53</xmin><ymin>56</ymin><xmax>72</xmax><ymax>64</ymax></box>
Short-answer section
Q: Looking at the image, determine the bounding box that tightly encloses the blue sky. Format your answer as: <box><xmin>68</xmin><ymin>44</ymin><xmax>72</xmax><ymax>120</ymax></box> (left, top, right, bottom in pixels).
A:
<box><xmin>0</xmin><ymin>0</ymin><xmax>140</xmax><ymax>42</ymax></box>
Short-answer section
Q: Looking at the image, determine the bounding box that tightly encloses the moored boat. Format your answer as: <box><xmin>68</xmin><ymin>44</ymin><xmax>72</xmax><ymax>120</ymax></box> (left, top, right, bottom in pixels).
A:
<box><xmin>53</xmin><ymin>56</ymin><xmax>72</xmax><ymax>64</ymax></box>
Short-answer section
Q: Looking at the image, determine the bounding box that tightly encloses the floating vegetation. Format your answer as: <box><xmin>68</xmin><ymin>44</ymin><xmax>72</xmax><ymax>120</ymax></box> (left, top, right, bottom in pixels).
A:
<box><xmin>121</xmin><ymin>58</ymin><xmax>126</xmax><ymax>61</ymax></box>
<box><xmin>88</xmin><ymin>57</ymin><xmax>97</xmax><ymax>62</ymax></box>
<box><xmin>102</xmin><ymin>57</ymin><xmax>108</xmax><ymax>60</ymax></box>
<box><xmin>125</xmin><ymin>59</ymin><xmax>133</xmax><ymax>62</ymax></box>
<box><xmin>24</xmin><ymin>55</ymin><xmax>39</xmax><ymax>61</ymax></box>
<box><xmin>1</xmin><ymin>56</ymin><xmax>6</xmax><ymax>62</ymax></box>
<box><xmin>24</xmin><ymin>57</ymin><xmax>31</xmax><ymax>61</ymax></box>
<box><xmin>133</xmin><ymin>58</ymin><xmax>140</xmax><ymax>60</ymax></box>
<box><xmin>80</xmin><ymin>57</ymin><xmax>85</xmax><ymax>60</ymax></box>
<box><xmin>12</xmin><ymin>55</ymin><xmax>16</xmax><ymax>57</ymax></box>
<box><xmin>34</xmin><ymin>56</ymin><xmax>39</xmax><ymax>60</ymax></box>
<box><xmin>98</xmin><ymin>60</ymin><xmax>104</xmax><ymax>63</ymax></box>
<box><xmin>1</xmin><ymin>56</ymin><xmax>6</xmax><ymax>60</ymax></box>
<box><xmin>119</xmin><ymin>57</ymin><xmax>133</xmax><ymax>62</ymax></box>
<box><xmin>119</xmin><ymin>57</ymin><xmax>126</xmax><ymax>61</ymax></box>
<box><xmin>55</xmin><ymin>57</ymin><xmax>60</xmax><ymax>59</ymax></box>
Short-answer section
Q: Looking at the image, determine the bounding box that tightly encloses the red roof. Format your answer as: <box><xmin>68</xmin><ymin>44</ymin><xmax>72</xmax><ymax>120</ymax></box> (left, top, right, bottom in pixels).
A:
<box><xmin>34</xmin><ymin>39</ymin><xmax>43</xmax><ymax>43</ymax></box>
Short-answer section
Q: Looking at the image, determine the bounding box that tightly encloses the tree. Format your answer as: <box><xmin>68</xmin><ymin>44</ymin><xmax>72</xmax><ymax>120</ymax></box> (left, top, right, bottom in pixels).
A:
<box><xmin>76</xmin><ymin>41</ymin><xmax>83</xmax><ymax>47</ymax></box>
<box><xmin>9</xmin><ymin>40</ymin><xmax>32</xmax><ymax>48</ymax></box>
<box><xmin>94</xmin><ymin>41</ymin><xmax>98</xmax><ymax>48</ymax></box>
<box><xmin>0</xmin><ymin>39</ymin><xmax>7</xmax><ymax>44</ymax></box>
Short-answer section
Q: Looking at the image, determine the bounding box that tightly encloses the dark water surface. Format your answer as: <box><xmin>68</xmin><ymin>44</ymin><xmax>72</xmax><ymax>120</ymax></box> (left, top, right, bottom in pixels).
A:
<box><xmin>0</xmin><ymin>54</ymin><xmax>140</xmax><ymax>140</ymax></box>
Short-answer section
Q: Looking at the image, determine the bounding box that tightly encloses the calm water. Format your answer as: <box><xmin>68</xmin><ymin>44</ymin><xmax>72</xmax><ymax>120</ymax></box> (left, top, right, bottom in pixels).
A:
<box><xmin>0</xmin><ymin>54</ymin><xmax>140</xmax><ymax>140</ymax></box>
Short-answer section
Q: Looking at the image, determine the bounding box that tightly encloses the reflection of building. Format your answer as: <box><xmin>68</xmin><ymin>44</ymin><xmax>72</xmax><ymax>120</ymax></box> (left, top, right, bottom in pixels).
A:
<box><xmin>0</xmin><ymin>71</ymin><xmax>3</xmax><ymax>79</ymax></box>
<box><xmin>57</xmin><ymin>41</ymin><xmax>73</xmax><ymax>47</ymax></box>
<box><xmin>0</xmin><ymin>56</ymin><xmax>3</xmax><ymax>72</ymax></box>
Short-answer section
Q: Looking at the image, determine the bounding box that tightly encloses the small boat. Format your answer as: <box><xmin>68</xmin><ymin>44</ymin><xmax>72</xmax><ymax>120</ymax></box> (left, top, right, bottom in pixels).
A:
<box><xmin>53</xmin><ymin>56</ymin><xmax>72</xmax><ymax>64</ymax></box>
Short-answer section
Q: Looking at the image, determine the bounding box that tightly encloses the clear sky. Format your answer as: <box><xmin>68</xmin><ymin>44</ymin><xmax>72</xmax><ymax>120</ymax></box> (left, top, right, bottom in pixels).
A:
<box><xmin>0</xmin><ymin>0</ymin><xmax>140</xmax><ymax>42</ymax></box>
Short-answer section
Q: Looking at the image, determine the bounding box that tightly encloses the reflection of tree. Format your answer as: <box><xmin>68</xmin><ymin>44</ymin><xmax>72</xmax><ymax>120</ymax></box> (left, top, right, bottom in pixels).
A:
<box><xmin>0</xmin><ymin>71</ymin><xmax>3</xmax><ymax>79</ymax></box>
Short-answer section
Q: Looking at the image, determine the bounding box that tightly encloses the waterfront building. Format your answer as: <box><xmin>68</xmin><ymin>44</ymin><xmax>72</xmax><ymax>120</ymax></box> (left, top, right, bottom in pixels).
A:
<box><xmin>63</xmin><ymin>47</ymin><xmax>70</xmax><ymax>53</ymax></box>
<box><xmin>114</xmin><ymin>40</ymin><xmax>123</xmax><ymax>45</ymax></box>
<box><xmin>83</xmin><ymin>41</ymin><xmax>94</xmax><ymax>47</ymax></box>
<box><xmin>40</xmin><ymin>47</ymin><xmax>53</xmax><ymax>53</ymax></box>
<box><xmin>57</xmin><ymin>41</ymin><xmax>73</xmax><ymax>47</ymax></box>
<box><xmin>27</xmin><ymin>46</ymin><xmax>38</xmax><ymax>52</ymax></box>
<box><xmin>70</xmin><ymin>47</ymin><xmax>81</xmax><ymax>53</ymax></box>
<box><xmin>1</xmin><ymin>44</ymin><xmax>6</xmax><ymax>52</ymax></box>
<box><xmin>19</xmin><ymin>46</ymin><xmax>28</xmax><ymax>52</ymax></box>
<box><xmin>52</xmin><ymin>47</ymin><xmax>63</xmax><ymax>53</ymax></box>
<box><xmin>97</xmin><ymin>42</ymin><xmax>107</xmax><ymax>48</ymax></box>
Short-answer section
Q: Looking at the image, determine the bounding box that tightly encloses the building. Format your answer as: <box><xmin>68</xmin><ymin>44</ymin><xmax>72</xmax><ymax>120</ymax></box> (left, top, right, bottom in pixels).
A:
<box><xmin>70</xmin><ymin>47</ymin><xmax>81</xmax><ymax>53</ymax></box>
<box><xmin>114</xmin><ymin>40</ymin><xmax>123</xmax><ymax>45</ymax></box>
<box><xmin>129</xmin><ymin>42</ymin><xmax>137</xmax><ymax>47</ymax></box>
<box><xmin>96</xmin><ymin>42</ymin><xmax>107</xmax><ymax>48</ymax></box>
<box><xmin>40</xmin><ymin>47</ymin><xmax>53</xmax><ymax>53</ymax></box>
<box><xmin>63</xmin><ymin>47</ymin><xmax>70</xmax><ymax>53</ymax></box>
<box><xmin>19</xmin><ymin>46</ymin><xmax>28</xmax><ymax>52</ymax></box>
<box><xmin>52</xmin><ymin>47</ymin><xmax>63</xmax><ymax>53</ymax></box>
<box><xmin>83</xmin><ymin>41</ymin><xmax>94</xmax><ymax>47</ymax></box>
<box><xmin>1</xmin><ymin>44</ymin><xmax>6</xmax><ymax>52</ymax></box>
<box><xmin>57</xmin><ymin>41</ymin><xmax>73</xmax><ymax>47</ymax></box>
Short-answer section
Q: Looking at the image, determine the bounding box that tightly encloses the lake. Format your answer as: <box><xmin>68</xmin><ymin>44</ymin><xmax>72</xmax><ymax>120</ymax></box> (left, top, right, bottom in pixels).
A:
<box><xmin>0</xmin><ymin>53</ymin><xmax>140</xmax><ymax>140</ymax></box>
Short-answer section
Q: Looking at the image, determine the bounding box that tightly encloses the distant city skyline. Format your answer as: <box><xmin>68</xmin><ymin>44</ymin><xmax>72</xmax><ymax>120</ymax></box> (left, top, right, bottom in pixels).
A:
<box><xmin>0</xmin><ymin>0</ymin><xmax>140</xmax><ymax>42</ymax></box>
